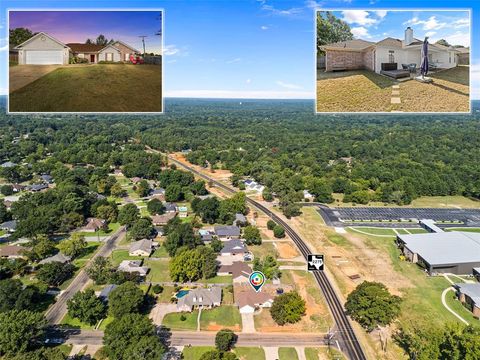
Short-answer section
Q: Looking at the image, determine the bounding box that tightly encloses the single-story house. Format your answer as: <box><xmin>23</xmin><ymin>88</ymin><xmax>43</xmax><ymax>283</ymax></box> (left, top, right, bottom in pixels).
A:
<box><xmin>82</xmin><ymin>218</ymin><xmax>107</xmax><ymax>233</ymax></box>
<box><xmin>0</xmin><ymin>220</ymin><xmax>17</xmax><ymax>233</ymax></box>
<box><xmin>28</xmin><ymin>183</ymin><xmax>48</xmax><ymax>192</ymax></box>
<box><xmin>131</xmin><ymin>177</ymin><xmax>142</xmax><ymax>184</ymax></box>
<box><xmin>98</xmin><ymin>284</ymin><xmax>117</xmax><ymax>303</ymax></box>
<box><xmin>14</xmin><ymin>32</ymin><xmax>140</xmax><ymax>65</ymax></box>
<box><xmin>0</xmin><ymin>245</ymin><xmax>28</xmax><ymax>259</ymax></box>
<box><xmin>129</xmin><ymin>238</ymin><xmax>157</xmax><ymax>257</ymax></box>
<box><xmin>220</xmin><ymin>239</ymin><xmax>248</xmax><ymax>257</ymax></box>
<box><xmin>113</xmin><ymin>169</ymin><xmax>123</xmax><ymax>176</ymax></box>
<box><xmin>152</xmin><ymin>212</ymin><xmax>177</xmax><ymax>226</ymax></box>
<box><xmin>235</xmin><ymin>286</ymin><xmax>274</xmax><ymax>314</ymax></box>
<box><xmin>164</xmin><ymin>203</ymin><xmax>177</xmax><ymax>213</ymax></box>
<box><xmin>218</xmin><ymin>261</ymin><xmax>251</xmax><ymax>283</ymax></box>
<box><xmin>454</xmin><ymin>283</ymin><xmax>480</xmax><ymax>318</ymax></box>
<box><xmin>12</xmin><ymin>184</ymin><xmax>25</xmax><ymax>192</ymax></box>
<box><xmin>214</xmin><ymin>225</ymin><xmax>241</xmax><ymax>240</ymax></box>
<box><xmin>150</xmin><ymin>188</ymin><xmax>165</xmax><ymax>201</ymax></box>
<box><xmin>177</xmin><ymin>287</ymin><xmax>222</xmax><ymax>312</ymax></box>
<box><xmin>397</xmin><ymin>231</ymin><xmax>480</xmax><ymax>275</ymax></box>
<box><xmin>198</xmin><ymin>229</ymin><xmax>215</xmax><ymax>242</ymax></box>
<box><xmin>39</xmin><ymin>252</ymin><xmax>72</xmax><ymax>265</ymax></box>
<box><xmin>117</xmin><ymin>260</ymin><xmax>149</xmax><ymax>277</ymax></box>
<box><xmin>320</xmin><ymin>27</ymin><xmax>460</xmax><ymax>75</ymax></box>
<box><xmin>40</xmin><ymin>174</ymin><xmax>54</xmax><ymax>184</ymax></box>
<box><xmin>244</xmin><ymin>179</ymin><xmax>265</xmax><ymax>193</ymax></box>
<box><xmin>178</xmin><ymin>206</ymin><xmax>188</xmax><ymax>218</ymax></box>
<box><xmin>234</xmin><ymin>213</ymin><xmax>247</xmax><ymax>227</ymax></box>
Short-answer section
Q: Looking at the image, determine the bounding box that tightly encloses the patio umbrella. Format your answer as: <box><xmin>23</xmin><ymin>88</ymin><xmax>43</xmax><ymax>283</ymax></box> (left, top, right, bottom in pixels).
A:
<box><xmin>420</xmin><ymin>37</ymin><xmax>429</xmax><ymax>78</ymax></box>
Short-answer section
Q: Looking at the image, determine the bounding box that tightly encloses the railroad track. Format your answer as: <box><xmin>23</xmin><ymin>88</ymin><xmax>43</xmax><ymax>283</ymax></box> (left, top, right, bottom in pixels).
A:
<box><xmin>167</xmin><ymin>155</ymin><xmax>367</xmax><ymax>360</ymax></box>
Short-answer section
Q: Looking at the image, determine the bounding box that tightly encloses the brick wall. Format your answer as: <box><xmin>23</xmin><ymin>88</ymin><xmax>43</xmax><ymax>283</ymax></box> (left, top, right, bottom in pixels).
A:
<box><xmin>326</xmin><ymin>50</ymin><xmax>365</xmax><ymax>71</ymax></box>
<box><xmin>362</xmin><ymin>48</ymin><xmax>375</xmax><ymax>71</ymax></box>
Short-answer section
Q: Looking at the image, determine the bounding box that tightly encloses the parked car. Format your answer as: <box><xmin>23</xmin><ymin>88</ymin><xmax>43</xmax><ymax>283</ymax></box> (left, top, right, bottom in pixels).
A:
<box><xmin>129</xmin><ymin>54</ymin><xmax>145</xmax><ymax>65</ymax></box>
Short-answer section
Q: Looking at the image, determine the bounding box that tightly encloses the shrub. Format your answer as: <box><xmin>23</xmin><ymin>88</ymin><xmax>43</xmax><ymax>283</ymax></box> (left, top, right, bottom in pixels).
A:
<box><xmin>273</xmin><ymin>225</ymin><xmax>285</xmax><ymax>238</ymax></box>
<box><xmin>180</xmin><ymin>314</ymin><xmax>187</xmax><ymax>321</ymax></box>
<box><xmin>152</xmin><ymin>284</ymin><xmax>164</xmax><ymax>294</ymax></box>
<box><xmin>267</xmin><ymin>220</ymin><xmax>276</xmax><ymax>230</ymax></box>
<box><xmin>270</xmin><ymin>291</ymin><xmax>306</xmax><ymax>325</ymax></box>
<box><xmin>215</xmin><ymin>329</ymin><xmax>236</xmax><ymax>351</ymax></box>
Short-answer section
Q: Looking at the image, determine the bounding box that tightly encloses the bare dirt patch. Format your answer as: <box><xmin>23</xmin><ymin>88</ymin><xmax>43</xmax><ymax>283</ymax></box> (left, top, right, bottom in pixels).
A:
<box><xmin>276</xmin><ymin>242</ymin><xmax>299</xmax><ymax>259</ymax></box>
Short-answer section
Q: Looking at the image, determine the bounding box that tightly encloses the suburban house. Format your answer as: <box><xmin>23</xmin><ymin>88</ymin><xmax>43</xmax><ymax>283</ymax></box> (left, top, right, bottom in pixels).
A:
<box><xmin>176</xmin><ymin>287</ymin><xmax>222</xmax><ymax>312</ymax></box>
<box><xmin>0</xmin><ymin>245</ymin><xmax>28</xmax><ymax>259</ymax></box>
<box><xmin>28</xmin><ymin>183</ymin><xmax>48</xmax><ymax>192</ymax></box>
<box><xmin>456</xmin><ymin>47</ymin><xmax>470</xmax><ymax>65</ymax></box>
<box><xmin>164</xmin><ymin>203</ymin><xmax>177</xmax><ymax>213</ymax></box>
<box><xmin>40</xmin><ymin>174</ymin><xmax>54</xmax><ymax>184</ymax></box>
<box><xmin>1</xmin><ymin>161</ymin><xmax>16</xmax><ymax>168</ymax></box>
<box><xmin>98</xmin><ymin>284</ymin><xmax>117</xmax><ymax>303</ymax></box>
<box><xmin>0</xmin><ymin>220</ymin><xmax>17</xmax><ymax>233</ymax></box>
<box><xmin>39</xmin><ymin>252</ymin><xmax>71</xmax><ymax>265</ymax></box>
<box><xmin>454</xmin><ymin>283</ymin><xmax>480</xmax><ymax>318</ymax></box>
<box><xmin>131</xmin><ymin>177</ymin><xmax>142</xmax><ymax>184</ymax></box>
<box><xmin>129</xmin><ymin>239</ymin><xmax>157</xmax><ymax>257</ymax></box>
<box><xmin>220</xmin><ymin>240</ymin><xmax>248</xmax><ymax>257</ymax></box>
<box><xmin>233</xmin><ymin>213</ymin><xmax>247</xmax><ymax>227</ymax></box>
<box><xmin>150</xmin><ymin>188</ymin><xmax>165</xmax><ymax>200</ymax></box>
<box><xmin>178</xmin><ymin>206</ymin><xmax>188</xmax><ymax>218</ymax></box>
<box><xmin>199</xmin><ymin>229</ymin><xmax>215</xmax><ymax>242</ymax></box>
<box><xmin>82</xmin><ymin>218</ymin><xmax>107</xmax><ymax>233</ymax></box>
<box><xmin>244</xmin><ymin>179</ymin><xmax>265</xmax><ymax>193</ymax></box>
<box><xmin>12</xmin><ymin>184</ymin><xmax>25</xmax><ymax>192</ymax></box>
<box><xmin>3</xmin><ymin>200</ymin><xmax>13</xmax><ymax>210</ymax></box>
<box><xmin>235</xmin><ymin>286</ymin><xmax>274</xmax><ymax>314</ymax></box>
<box><xmin>214</xmin><ymin>225</ymin><xmax>241</xmax><ymax>240</ymax></box>
<box><xmin>218</xmin><ymin>262</ymin><xmax>252</xmax><ymax>283</ymax></box>
<box><xmin>117</xmin><ymin>260</ymin><xmax>149</xmax><ymax>277</ymax></box>
<box><xmin>14</xmin><ymin>32</ymin><xmax>140</xmax><ymax>65</ymax></box>
<box><xmin>320</xmin><ymin>27</ymin><xmax>460</xmax><ymax>75</ymax></box>
<box><xmin>152</xmin><ymin>212</ymin><xmax>177</xmax><ymax>226</ymax></box>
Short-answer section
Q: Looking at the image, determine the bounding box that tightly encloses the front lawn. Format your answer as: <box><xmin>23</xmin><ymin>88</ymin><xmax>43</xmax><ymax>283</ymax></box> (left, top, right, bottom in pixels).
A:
<box><xmin>182</xmin><ymin>346</ymin><xmax>215</xmax><ymax>360</ymax></box>
<box><xmin>9</xmin><ymin>65</ymin><xmax>162</xmax><ymax>112</ymax></box>
<box><xmin>162</xmin><ymin>311</ymin><xmax>199</xmax><ymax>331</ymax></box>
<box><xmin>279</xmin><ymin>348</ymin><xmax>298</xmax><ymax>360</ymax></box>
<box><xmin>61</xmin><ymin>313</ymin><xmax>97</xmax><ymax>330</ymax></box>
<box><xmin>200</xmin><ymin>306</ymin><xmax>242</xmax><ymax>331</ymax></box>
<box><xmin>73</xmin><ymin>222</ymin><xmax>120</xmax><ymax>237</ymax></box>
<box><xmin>110</xmin><ymin>249</ymin><xmax>143</xmax><ymax>266</ymax></box>
<box><xmin>233</xmin><ymin>347</ymin><xmax>266</xmax><ymax>360</ymax></box>
<box><xmin>144</xmin><ymin>259</ymin><xmax>170</xmax><ymax>282</ymax></box>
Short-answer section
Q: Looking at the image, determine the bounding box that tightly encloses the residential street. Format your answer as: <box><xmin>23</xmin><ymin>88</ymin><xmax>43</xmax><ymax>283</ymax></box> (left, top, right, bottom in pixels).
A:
<box><xmin>44</xmin><ymin>227</ymin><xmax>126</xmax><ymax>324</ymax></box>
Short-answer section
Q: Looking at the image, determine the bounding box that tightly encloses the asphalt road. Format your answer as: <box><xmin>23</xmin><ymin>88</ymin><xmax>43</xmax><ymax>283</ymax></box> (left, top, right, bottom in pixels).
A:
<box><xmin>44</xmin><ymin>227</ymin><xmax>126</xmax><ymax>324</ymax></box>
<box><xmin>65</xmin><ymin>330</ymin><xmax>329</xmax><ymax>347</ymax></box>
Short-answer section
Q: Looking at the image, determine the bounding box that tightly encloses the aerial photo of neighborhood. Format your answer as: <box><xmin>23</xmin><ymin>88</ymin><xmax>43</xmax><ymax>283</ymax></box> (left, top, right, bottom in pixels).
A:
<box><xmin>0</xmin><ymin>1</ymin><xmax>480</xmax><ymax>360</ymax></box>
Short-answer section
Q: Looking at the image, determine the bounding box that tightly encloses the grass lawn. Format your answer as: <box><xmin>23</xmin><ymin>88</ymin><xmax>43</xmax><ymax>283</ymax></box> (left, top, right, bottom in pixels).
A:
<box><xmin>316</xmin><ymin>70</ymin><xmax>395</xmax><ymax>112</ymax></box>
<box><xmin>9</xmin><ymin>65</ymin><xmax>162</xmax><ymax>112</ymax></box>
<box><xmin>182</xmin><ymin>346</ymin><xmax>215</xmax><ymax>360</ymax></box>
<box><xmin>206</xmin><ymin>275</ymin><xmax>232</xmax><ymax>284</ymax></box>
<box><xmin>0</xmin><ymin>230</ymin><xmax>5</xmax><ymax>236</ymax></box>
<box><xmin>155</xmin><ymin>285</ymin><xmax>175</xmax><ymax>303</ymax></box>
<box><xmin>152</xmin><ymin>245</ymin><xmax>169</xmax><ymax>258</ymax></box>
<box><xmin>144</xmin><ymin>259</ymin><xmax>170</xmax><ymax>282</ymax></box>
<box><xmin>97</xmin><ymin>316</ymin><xmax>114</xmax><ymax>331</ymax></box>
<box><xmin>347</xmin><ymin>227</ymin><xmax>397</xmax><ymax>237</ymax></box>
<box><xmin>279</xmin><ymin>347</ymin><xmax>298</xmax><ymax>360</ymax></box>
<box><xmin>250</xmin><ymin>242</ymin><xmax>278</xmax><ymax>259</ymax></box>
<box><xmin>405</xmin><ymin>228</ymin><xmax>428</xmax><ymax>234</ymax></box>
<box><xmin>445</xmin><ymin>227</ymin><xmax>480</xmax><ymax>233</ymax></box>
<box><xmin>110</xmin><ymin>249</ymin><xmax>143</xmax><ymax>266</ymax></box>
<box><xmin>72</xmin><ymin>241</ymin><xmax>101</xmax><ymax>267</ymax></box>
<box><xmin>234</xmin><ymin>347</ymin><xmax>266</xmax><ymax>360</ymax></box>
<box><xmin>200</xmin><ymin>306</ymin><xmax>242</xmax><ymax>331</ymax></box>
<box><xmin>60</xmin><ymin>313</ymin><xmax>96</xmax><ymax>330</ymax></box>
<box><xmin>162</xmin><ymin>311</ymin><xmax>199</xmax><ymax>331</ymax></box>
<box><xmin>74</xmin><ymin>222</ymin><xmax>120</xmax><ymax>237</ymax></box>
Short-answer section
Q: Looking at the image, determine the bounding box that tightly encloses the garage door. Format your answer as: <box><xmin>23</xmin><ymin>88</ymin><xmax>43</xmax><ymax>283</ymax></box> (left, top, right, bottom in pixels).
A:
<box><xmin>25</xmin><ymin>50</ymin><xmax>63</xmax><ymax>65</ymax></box>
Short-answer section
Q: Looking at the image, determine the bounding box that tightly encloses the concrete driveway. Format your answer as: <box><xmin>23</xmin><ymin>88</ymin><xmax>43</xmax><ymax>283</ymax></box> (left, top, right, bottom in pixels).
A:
<box><xmin>149</xmin><ymin>303</ymin><xmax>179</xmax><ymax>325</ymax></box>
<box><xmin>241</xmin><ymin>312</ymin><xmax>256</xmax><ymax>333</ymax></box>
<box><xmin>9</xmin><ymin>65</ymin><xmax>61</xmax><ymax>93</ymax></box>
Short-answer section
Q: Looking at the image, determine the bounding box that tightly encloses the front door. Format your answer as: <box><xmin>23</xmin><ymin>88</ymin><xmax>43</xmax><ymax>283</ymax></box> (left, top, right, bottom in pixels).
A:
<box><xmin>90</xmin><ymin>54</ymin><xmax>95</xmax><ymax>63</ymax></box>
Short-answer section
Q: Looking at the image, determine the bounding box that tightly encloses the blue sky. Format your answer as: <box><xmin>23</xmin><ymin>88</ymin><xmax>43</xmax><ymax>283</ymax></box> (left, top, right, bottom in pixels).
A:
<box><xmin>0</xmin><ymin>0</ymin><xmax>478</xmax><ymax>99</ymax></box>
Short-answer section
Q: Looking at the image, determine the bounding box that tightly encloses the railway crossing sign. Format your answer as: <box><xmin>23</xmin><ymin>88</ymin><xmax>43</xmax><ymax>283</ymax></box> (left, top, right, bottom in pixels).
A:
<box><xmin>307</xmin><ymin>254</ymin><xmax>324</xmax><ymax>271</ymax></box>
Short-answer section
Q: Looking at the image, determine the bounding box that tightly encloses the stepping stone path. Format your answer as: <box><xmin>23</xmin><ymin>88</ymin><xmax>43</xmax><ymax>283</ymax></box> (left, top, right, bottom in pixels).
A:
<box><xmin>391</xmin><ymin>83</ymin><xmax>401</xmax><ymax>105</ymax></box>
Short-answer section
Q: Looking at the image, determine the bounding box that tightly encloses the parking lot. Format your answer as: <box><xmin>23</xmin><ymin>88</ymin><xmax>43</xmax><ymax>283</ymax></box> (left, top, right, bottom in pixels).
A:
<box><xmin>317</xmin><ymin>205</ymin><xmax>480</xmax><ymax>228</ymax></box>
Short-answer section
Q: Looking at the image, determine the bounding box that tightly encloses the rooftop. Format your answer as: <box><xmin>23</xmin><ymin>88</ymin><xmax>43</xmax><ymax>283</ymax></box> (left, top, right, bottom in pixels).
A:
<box><xmin>454</xmin><ymin>283</ymin><xmax>480</xmax><ymax>305</ymax></box>
<box><xmin>214</xmin><ymin>225</ymin><xmax>241</xmax><ymax>237</ymax></box>
<box><xmin>221</xmin><ymin>239</ymin><xmax>248</xmax><ymax>254</ymax></box>
<box><xmin>399</xmin><ymin>231</ymin><xmax>480</xmax><ymax>266</ymax></box>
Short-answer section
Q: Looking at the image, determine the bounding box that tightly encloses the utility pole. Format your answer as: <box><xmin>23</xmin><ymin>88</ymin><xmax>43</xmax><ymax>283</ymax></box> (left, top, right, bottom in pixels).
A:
<box><xmin>138</xmin><ymin>35</ymin><xmax>147</xmax><ymax>57</ymax></box>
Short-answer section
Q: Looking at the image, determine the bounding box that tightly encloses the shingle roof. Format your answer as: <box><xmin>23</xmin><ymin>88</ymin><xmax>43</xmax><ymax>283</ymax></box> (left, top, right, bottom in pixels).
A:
<box><xmin>129</xmin><ymin>239</ymin><xmax>153</xmax><ymax>254</ymax></box>
<box><xmin>39</xmin><ymin>252</ymin><xmax>71</xmax><ymax>264</ymax></box>
<box><xmin>177</xmin><ymin>287</ymin><xmax>222</xmax><ymax>308</ymax></box>
<box><xmin>0</xmin><ymin>220</ymin><xmax>17</xmax><ymax>231</ymax></box>
<box><xmin>236</xmin><ymin>287</ymin><xmax>273</xmax><ymax>309</ymax></box>
<box><xmin>455</xmin><ymin>283</ymin><xmax>480</xmax><ymax>305</ymax></box>
<box><xmin>214</xmin><ymin>225</ymin><xmax>241</xmax><ymax>237</ymax></box>
<box><xmin>0</xmin><ymin>245</ymin><xmax>27</xmax><ymax>257</ymax></box>
<box><xmin>84</xmin><ymin>218</ymin><xmax>106</xmax><ymax>231</ymax></box>
<box><xmin>322</xmin><ymin>39</ymin><xmax>374</xmax><ymax>50</ymax></box>
<box><xmin>221</xmin><ymin>239</ymin><xmax>247</xmax><ymax>254</ymax></box>
<box><xmin>218</xmin><ymin>261</ymin><xmax>251</xmax><ymax>279</ymax></box>
<box><xmin>67</xmin><ymin>43</ymin><xmax>105</xmax><ymax>52</ymax></box>
<box><xmin>99</xmin><ymin>284</ymin><xmax>118</xmax><ymax>300</ymax></box>
<box><xmin>117</xmin><ymin>260</ymin><xmax>149</xmax><ymax>275</ymax></box>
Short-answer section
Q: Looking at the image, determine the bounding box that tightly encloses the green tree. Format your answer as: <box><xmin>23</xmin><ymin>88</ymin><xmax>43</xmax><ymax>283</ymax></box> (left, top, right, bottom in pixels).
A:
<box><xmin>129</xmin><ymin>218</ymin><xmax>154</xmax><ymax>241</ymax></box>
<box><xmin>0</xmin><ymin>279</ymin><xmax>41</xmax><ymax>312</ymax></box>
<box><xmin>9</xmin><ymin>28</ymin><xmax>35</xmax><ymax>46</ymax></box>
<box><xmin>118</xmin><ymin>203</ymin><xmax>139</xmax><ymax>226</ymax></box>
<box><xmin>243</xmin><ymin>225</ymin><xmax>262</xmax><ymax>245</ymax></box>
<box><xmin>135</xmin><ymin>180</ymin><xmax>150</xmax><ymax>197</ymax></box>
<box><xmin>96</xmin><ymin>204</ymin><xmax>118</xmax><ymax>223</ymax></box>
<box><xmin>196</xmin><ymin>197</ymin><xmax>220</xmax><ymax>224</ymax></box>
<box><xmin>165</xmin><ymin>184</ymin><xmax>183</xmax><ymax>202</ymax></box>
<box><xmin>200</xmin><ymin>351</ymin><xmax>238</xmax><ymax>360</ymax></box>
<box><xmin>108</xmin><ymin>281</ymin><xmax>144</xmax><ymax>318</ymax></box>
<box><xmin>87</xmin><ymin>256</ymin><xmax>114</xmax><ymax>285</ymax></box>
<box><xmin>0</xmin><ymin>310</ymin><xmax>46</xmax><ymax>356</ymax></box>
<box><xmin>345</xmin><ymin>281</ymin><xmax>401</xmax><ymax>332</ymax></box>
<box><xmin>267</xmin><ymin>220</ymin><xmax>276</xmax><ymax>231</ymax></box>
<box><xmin>169</xmin><ymin>246</ymin><xmax>217</xmax><ymax>282</ymax></box>
<box><xmin>253</xmin><ymin>255</ymin><xmax>280</xmax><ymax>280</ymax></box>
<box><xmin>24</xmin><ymin>235</ymin><xmax>56</xmax><ymax>262</ymax></box>
<box><xmin>210</xmin><ymin>238</ymin><xmax>223</xmax><ymax>253</ymax></box>
<box><xmin>262</xmin><ymin>188</ymin><xmax>273</xmax><ymax>201</ymax></box>
<box><xmin>0</xmin><ymin>185</ymin><xmax>13</xmax><ymax>196</ymax></box>
<box><xmin>110</xmin><ymin>182</ymin><xmax>127</xmax><ymax>198</ymax></box>
<box><xmin>67</xmin><ymin>289</ymin><xmax>106</xmax><ymax>325</ymax></box>
<box><xmin>436</xmin><ymin>39</ymin><xmax>451</xmax><ymax>47</ymax></box>
<box><xmin>215</xmin><ymin>329</ymin><xmax>236</xmax><ymax>352</ymax></box>
<box><xmin>37</xmin><ymin>262</ymin><xmax>75</xmax><ymax>286</ymax></box>
<box><xmin>317</xmin><ymin>11</ymin><xmax>353</xmax><ymax>53</ymax></box>
<box><xmin>191</xmin><ymin>180</ymin><xmax>208</xmax><ymax>195</ymax></box>
<box><xmin>95</xmin><ymin>34</ymin><xmax>109</xmax><ymax>46</ymax></box>
<box><xmin>0</xmin><ymin>202</ymin><xmax>10</xmax><ymax>223</ymax></box>
<box><xmin>270</xmin><ymin>291</ymin><xmax>306</xmax><ymax>326</ymax></box>
<box><xmin>147</xmin><ymin>198</ymin><xmax>165</xmax><ymax>215</ymax></box>
<box><xmin>58</xmin><ymin>233</ymin><xmax>87</xmax><ymax>258</ymax></box>
<box><xmin>103</xmin><ymin>313</ymin><xmax>165</xmax><ymax>360</ymax></box>
<box><xmin>273</xmin><ymin>225</ymin><xmax>285</xmax><ymax>238</ymax></box>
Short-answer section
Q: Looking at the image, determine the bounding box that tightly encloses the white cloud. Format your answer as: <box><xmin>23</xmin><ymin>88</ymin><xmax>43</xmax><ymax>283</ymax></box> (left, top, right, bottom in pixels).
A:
<box><xmin>341</xmin><ymin>10</ymin><xmax>377</xmax><ymax>26</ymax></box>
<box><xmin>375</xmin><ymin>10</ymin><xmax>388</xmax><ymax>19</ymax></box>
<box><xmin>424</xmin><ymin>31</ymin><xmax>436</xmax><ymax>37</ymax></box>
<box><xmin>163</xmin><ymin>44</ymin><xmax>188</xmax><ymax>57</ymax></box>
<box><xmin>442</xmin><ymin>31</ymin><xmax>470</xmax><ymax>47</ymax></box>
<box><xmin>246</xmin><ymin>79</ymin><xmax>252</xmax><ymax>84</ymax></box>
<box><xmin>404</xmin><ymin>16</ymin><xmax>446</xmax><ymax>31</ymax></box>
<box><xmin>0</xmin><ymin>44</ymin><xmax>7</xmax><ymax>52</ymax></box>
<box><xmin>276</xmin><ymin>81</ymin><xmax>303</xmax><ymax>90</ymax></box>
<box><xmin>260</xmin><ymin>25</ymin><xmax>269</xmax><ymax>30</ymax></box>
<box><xmin>351</xmin><ymin>27</ymin><xmax>369</xmax><ymax>38</ymax></box>
<box><xmin>453</xmin><ymin>18</ymin><xmax>470</xmax><ymax>29</ymax></box>
<box><xmin>165</xmin><ymin>90</ymin><xmax>313</xmax><ymax>99</ymax></box>
<box><xmin>305</xmin><ymin>0</ymin><xmax>321</xmax><ymax>9</ymax></box>
<box><xmin>261</xmin><ymin>4</ymin><xmax>303</xmax><ymax>16</ymax></box>
<box><xmin>226</xmin><ymin>58</ymin><xmax>241</xmax><ymax>64</ymax></box>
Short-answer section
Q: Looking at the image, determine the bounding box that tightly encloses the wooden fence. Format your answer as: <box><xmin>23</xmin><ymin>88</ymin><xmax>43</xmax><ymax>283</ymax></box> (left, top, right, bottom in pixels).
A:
<box><xmin>144</xmin><ymin>55</ymin><xmax>162</xmax><ymax>65</ymax></box>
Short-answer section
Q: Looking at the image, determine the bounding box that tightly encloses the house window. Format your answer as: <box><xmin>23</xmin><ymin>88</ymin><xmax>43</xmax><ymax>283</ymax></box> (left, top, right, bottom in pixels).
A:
<box><xmin>388</xmin><ymin>50</ymin><xmax>395</xmax><ymax>63</ymax></box>
<box><xmin>106</xmin><ymin>53</ymin><xmax>113</xmax><ymax>61</ymax></box>
<box><xmin>125</xmin><ymin>53</ymin><xmax>130</xmax><ymax>61</ymax></box>
<box><xmin>449</xmin><ymin>53</ymin><xmax>452</xmax><ymax>63</ymax></box>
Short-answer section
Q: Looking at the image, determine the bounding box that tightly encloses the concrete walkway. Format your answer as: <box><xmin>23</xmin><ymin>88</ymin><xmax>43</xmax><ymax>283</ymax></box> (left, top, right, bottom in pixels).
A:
<box><xmin>241</xmin><ymin>313</ymin><xmax>256</xmax><ymax>333</ymax></box>
<box><xmin>296</xmin><ymin>346</ymin><xmax>307</xmax><ymax>360</ymax></box>
<box><xmin>9</xmin><ymin>65</ymin><xmax>61</xmax><ymax>93</ymax></box>
<box><xmin>391</xmin><ymin>84</ymin><xmax>401</xmax><ymax>105</ymax></box>
<box><xmin>264</xmin><ymin>347</ymin><xmax>279</xmax><ymax>360</ymax></box>
<box><xmin>441</xmin><ymin>287</ymin><xmax>469</xmax><ymax>325</ymax></box>
<box><xmin>197</xmin><ymin>309</ymin><xmax>202</xmax><ymax>331</ymax></box>
<box><xmin>279</xmin><ymin>265</ymin><xmax>306</xmax><ymax>271</ymax></box>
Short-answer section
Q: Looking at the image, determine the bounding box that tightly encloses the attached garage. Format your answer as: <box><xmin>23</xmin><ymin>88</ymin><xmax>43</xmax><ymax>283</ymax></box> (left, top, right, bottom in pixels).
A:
<box><xmin>15</xmin><ymin>32</ymin><xmax>70</xmax><ymax>65</ymax></box>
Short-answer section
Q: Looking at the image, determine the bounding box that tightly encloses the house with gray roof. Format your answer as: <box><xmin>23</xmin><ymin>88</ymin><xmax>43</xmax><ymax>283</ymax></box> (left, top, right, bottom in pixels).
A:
<box><xmin>29</xmin><ymin>183</ymin><xmax>49</xmax><ymax>192</ymax></box>
<box><xmin>214</xmin><ymin>225</ymin><xmax>241</xmax><ymax>240</ymax></box>
<box><xmin>117</xmin><ymin>260</ymin><xmax>149</xmax><ymax>277</ymax></box>
<box><xmin>218</xmin><ymin>262</ymin><xmax>251</xmax><ymax>283</ymax></box>
<box><xmin>0</xmin><ymin>220</ymin><xmax>17</xmax><ymax>233</ymax></box>
<box><xmin>397</xmin><ymin>231</ymin><xmax>480</xmax><ymax>275</ymax></box>
<box><xmin>177</xmin><ymin>287</ymin><xmax>222</xmax><ymax>312</ymax></box>
<box><xmin>1</xmin><ymin>161</ymin><xmax>17</xmax><ymax>168</ymax></box>
<box><xmin>220</xmin><ymin>239</ymin><xmax>248</xmax><ymax>256</ymax></box>
<box><xmin>39</xmin><ymin>252</ymin><xmax>72</xmax><ymax>265</ymax></box>
<box><xmin>234</xmin><ymin>213</ymin><xmax>247</xmax><ymax>227</ymax></box>
<box><xmin>454</xmin><ymin>283</ymin><xmax>480</xmax><ymax>318</ymax></box>
<box><xmin>129</xmin><ymin>239</ymin><xmax>157</xmax><ymax>257</ymax></box>
<box><xmin>164</xmin><ymin>203</ymin><xmax>177</xmax><ymax>213</ymax></box>
<box><xmin>99</xmin><ymin>284</ymin><xmax>118</xmax><ymax>303</ymax></box>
